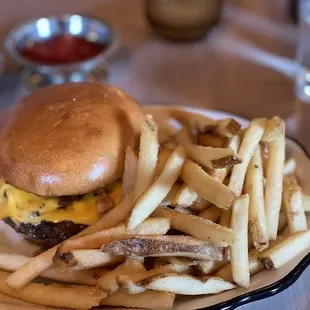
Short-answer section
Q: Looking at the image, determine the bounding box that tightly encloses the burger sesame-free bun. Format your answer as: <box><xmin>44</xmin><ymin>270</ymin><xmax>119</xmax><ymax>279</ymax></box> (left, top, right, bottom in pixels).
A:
<box><xmin>0</xmin><ymin>83</ymin><xmax>143</xmax><ymax>196</ymax></box>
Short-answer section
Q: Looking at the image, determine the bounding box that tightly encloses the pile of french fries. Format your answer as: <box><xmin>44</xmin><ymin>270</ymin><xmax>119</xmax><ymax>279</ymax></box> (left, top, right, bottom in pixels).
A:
<box><xmin>0</xmin><ymin>109</ymin><xmax>310</xmax><ymax>310</ymax></box>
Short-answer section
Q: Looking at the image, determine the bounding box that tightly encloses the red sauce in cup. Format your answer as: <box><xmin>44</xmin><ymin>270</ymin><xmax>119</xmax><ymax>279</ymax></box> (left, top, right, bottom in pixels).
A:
<box><xmin>21</xmin><ymin>35</ymin><xmax>105</xmax><ymax>64</ymax></box>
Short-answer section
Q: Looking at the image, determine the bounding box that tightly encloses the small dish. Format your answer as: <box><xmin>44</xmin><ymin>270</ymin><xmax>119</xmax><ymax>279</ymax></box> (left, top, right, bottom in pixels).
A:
<box><xmin>4</xmin><ymin>14</ymin><xmax>117</xmax><ymax>88</ymax></box>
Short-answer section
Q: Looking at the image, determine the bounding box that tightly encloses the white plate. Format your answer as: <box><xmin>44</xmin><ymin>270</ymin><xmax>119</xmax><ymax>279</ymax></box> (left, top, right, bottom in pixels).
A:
<box><xmin>0</xmin><ymin>106</ymin><xmax>309</xmax><ymax>310</ymax></box>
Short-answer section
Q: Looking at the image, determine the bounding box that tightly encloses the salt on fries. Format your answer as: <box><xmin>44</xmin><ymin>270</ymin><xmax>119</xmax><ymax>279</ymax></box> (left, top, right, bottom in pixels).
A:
<box><xmin>230</xmin><ymin>194</ymin><xmax>250</xmax><ymax>288</ymax></box>
<box><xmin>134</xmin><ymin>115</ymin><xmax>159</xmax><ymax>201</ymax></box>
<box><xmin>56</xmin><ymin>250</ymin><xmax>124</xmax><ymax>270</ymax></box>
<box><xmin>2</xmin><ymin>110</ymin><xmax>310</xmax><ymax>310</ymax></box>
<box><xmin>100</xmin><ymin>290</ymin><xmax>175</xmax><ymax>310</ymax></box>
<box><xmin>282</xmin><ymin>177</ymin><xmax>308</xmax><ymax>234</ymax></box>
<box><xmin>245</xmin><ymin>147</ymin><xmax>269</xmax><ymax>251</ymax></box>
<box><xmin>181</xmin><ymin>160</ymin><xmax>235</xmax><ymax>209</ymax></box>
<box><xmin>122</xmin><ymin>146</ymin><xmax>138</xmax><ymax>201</ymax></box>
<box><xmin>264</xmin><ymin>118</ymin><xmax>285</xmax><ymax>240</ymax></box>
<box><xmin>171</xmin><ymin>183</ymin><xmax>198</xmax><ymax>207</ymax></box>
<box><xmin>127</xmin><ymin>146</ymin><xmax>186</xmax><ymax>230</ymax></box>
<box><xmin>137</xmin><ymin>273</ymin><xmax>236</xmax><ymax>295</ymax></box>
<box><xmin>101</xmin><ymin>235</ymin><xmax>223</xmax><ymax>260</ymax></box>
<box><xmin>97</xmin><ymin>258</ymin><xmax>145</xmax><ymax>294</ymax></box>
<box><xmin>0</xmin><ymin>270</ymin><xmax>104</xmax><ymax>309</ymax></box>
<box><xmin>0</xmin><ymin>253</ymin><xmax>97</xmax><ymax>285</ymax></box>
<box><xmin>185</xmin><ymin>145</ymin><xmax>242</xmax><ymax>169</ymax></box>
<box><xmin>152</xmin><ymin>206</ymin><xmax>234</xmax><ymax>247</ymax></box>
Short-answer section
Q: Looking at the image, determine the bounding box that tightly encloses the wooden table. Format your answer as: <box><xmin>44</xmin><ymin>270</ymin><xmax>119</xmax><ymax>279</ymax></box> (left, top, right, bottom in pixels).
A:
<box><xmin>0</xmin><ymin>0</ymin><xmax>309</xmax><ymax>309</ymax></box>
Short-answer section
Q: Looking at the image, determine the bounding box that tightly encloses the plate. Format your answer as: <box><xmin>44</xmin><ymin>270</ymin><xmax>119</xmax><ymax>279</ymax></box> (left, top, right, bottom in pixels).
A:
<box><xmin>0</xmin><ymin>106</ymin><xmax>309</xmax><ymax>310</ymax></box>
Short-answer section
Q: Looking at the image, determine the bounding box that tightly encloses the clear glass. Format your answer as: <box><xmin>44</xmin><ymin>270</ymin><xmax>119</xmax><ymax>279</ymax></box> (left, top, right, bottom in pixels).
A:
<box><xmin>291</xmin><ymin>0</ymin><xmax>310</xmax><ymax>150</ymax></box>
<box><xmin>295</xmin><ymin>0</ymin><xmax>310</xmax><ymax>102</ymax></box>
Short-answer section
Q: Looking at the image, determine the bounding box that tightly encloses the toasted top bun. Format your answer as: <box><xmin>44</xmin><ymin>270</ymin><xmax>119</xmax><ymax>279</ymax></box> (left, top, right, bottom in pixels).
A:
<box><xmin>0</xmin><ymin>83</ymin><xmax>143</xmax><ymax>196</ymax></box>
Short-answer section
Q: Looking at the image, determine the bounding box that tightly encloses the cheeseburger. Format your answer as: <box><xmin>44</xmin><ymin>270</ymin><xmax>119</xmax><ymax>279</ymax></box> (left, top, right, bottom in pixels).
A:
<box><xmin>0</xmin><ymin>83</ymin><xmax>143</xmax><ymax>248</ymax></box>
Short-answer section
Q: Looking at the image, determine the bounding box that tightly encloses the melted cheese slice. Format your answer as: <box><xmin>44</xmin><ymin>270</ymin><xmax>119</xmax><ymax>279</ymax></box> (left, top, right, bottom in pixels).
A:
<box><xmin>0</xmin><ymin>182</ymin><xmax>122</xmax><ymax>226</ymax></box>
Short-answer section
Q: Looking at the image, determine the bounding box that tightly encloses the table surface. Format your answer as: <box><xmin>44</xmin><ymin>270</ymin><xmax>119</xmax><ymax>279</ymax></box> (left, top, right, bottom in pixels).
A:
<box><xmin>0</xmin><ymin>0</ymin><xmax>309</xmax><ymax>309</ymax></box>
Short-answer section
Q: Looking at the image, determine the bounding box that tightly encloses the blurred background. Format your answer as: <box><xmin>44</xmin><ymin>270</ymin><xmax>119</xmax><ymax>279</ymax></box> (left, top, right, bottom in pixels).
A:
<box><xmin>0</xmin><ymin>0</ymin><xmax>307</xmax><ymax>147</ymax></box>
<box><xmin>0</xmin><ymin>0</ymin><xmax>298</xmax><ymax>117</ymax></box>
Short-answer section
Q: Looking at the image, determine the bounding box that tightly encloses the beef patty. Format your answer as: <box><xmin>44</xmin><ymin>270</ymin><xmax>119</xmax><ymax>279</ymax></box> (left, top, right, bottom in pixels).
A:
<box><xmin>4</xmin><ymin>218</ymin><xmax>87</xmax><ymax>248</ymax></box>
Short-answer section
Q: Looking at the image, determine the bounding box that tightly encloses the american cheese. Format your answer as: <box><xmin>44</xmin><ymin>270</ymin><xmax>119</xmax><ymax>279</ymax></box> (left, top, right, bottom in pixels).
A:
<box><xmin>0</xmin><ymin>182</ymin><xmax>122</xmax><ymax>226</ymax></box>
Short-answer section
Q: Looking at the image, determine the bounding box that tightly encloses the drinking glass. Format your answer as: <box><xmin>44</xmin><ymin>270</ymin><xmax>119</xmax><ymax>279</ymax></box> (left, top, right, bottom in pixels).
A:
<box><xmin>292</xmin><ymin>0</ymin><xmax>310</xmax><ymax>150</ymax></box>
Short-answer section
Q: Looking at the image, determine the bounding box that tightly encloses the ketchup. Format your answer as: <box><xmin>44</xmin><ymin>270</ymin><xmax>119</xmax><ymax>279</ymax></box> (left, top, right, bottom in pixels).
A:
<box><xmin>21</xmin><ymin>35</ymin><xmax>105</xmax><ymax>64</ymax></box>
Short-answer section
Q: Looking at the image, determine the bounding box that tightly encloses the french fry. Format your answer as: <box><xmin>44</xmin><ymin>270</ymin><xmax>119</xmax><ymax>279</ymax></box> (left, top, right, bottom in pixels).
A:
<box><xmin>219</xmin><ymin>209</ymin><xmax>231</xmax><ymax>228</ymax></box>
<box><xmin>245</xmin><ymin>147</ymin><xmax>269</xmax><ymax>251</ymax></box>
<box><xmin>175</xmin><ymin>206</ymin><xmax>195</xmax><ymax>214</ymax></box>
<box><xmin>55</xmin><ymin>249</ymin><xmax>124</xmax><ymax>270</ymax></box>
<box><xmin>198</xmin><ymin>132</ymin><xmax>224</xmax><ymax>148</ymax></box>
<box><xmin>0</xmin><ymin>271</ymin><xmax>104</xmax><ymax>309</ymax></box>
<box><xmin>303</xmin><ymin>193</ymin><xmax>310</xmax><ymax>212</ymax></box>
<box><xmin>229</xmin><ymin>118</ymin><xmax>266</xmax><ymax>197</ymax></box>
<box><xmin>283</xmin><ymin>158</ymin><xmax>297</xmax><ymax>176</ymax></box>
<box><xmin>101</xmin><ymin>235</ymin><xmax>223</xmax><ymax>260</ymax></box>
<box><xmin>134</xmin><ymin>115</ymin><xmax>159</xmax><ymax>200</ymax></box>
<box><xmin>218</xmin><ymin>237</ymin><xmax>286</xmax><ymax>281</ymax></box>
<box><xmin>161</xmin><ymin>263</ymin><xmax>194</xmax><ymax>274</ymax></box>
<box><xmin>100</xmin><ymin>290</ymin><xmax>175</xmax><ymax>310</ymax></box>
<box><xmin>171</xmin><ymin>183</ymin><xmax>197</xmax><ymax>207</ymax></box>
<box><xmin>169</xmin><ymin>108</ymin><xmax>217</xmax><ymax>132</ymax></box>
<box><xmin>156</xmin><ymin>148</ymin><xmax>173</xmax><ymax>177</ymax></box>
<box><xmin>97</xmin><ymin>259</ymin><xmax>145</xmax><ymax>293</ymax></box>
<box><xmin>181</xmin><ymin>160</ymin><xmax>235</xmax><ymax>209</ymax></box>
<box><xmin>278</xmin><ymin>211</ymin><xmax>287</xmax><ymax>232</ymax></box>
<box><xmin>261</xmin><ymin>117</ymin><xmax>285</xmax><ymax>142</ymax></box>
<box><xmin>195</xmin><ymin>250</ymin><xmax>230</xmax><ymax>275</ymax></box>
<box><xmin>56</xmin><ymin>218</ymin><xmax>170</xmax><ymax>255</ymax></box>
<box><xmin>160</xmin><ymin>257</ymin><xmax>224</xmax><ymax>276</ymax></box>
<box><xmin>118</xmin><ymin>265</ymin><xmax>185</xmax><ymax>284</ymax></box>
<box><xmin>265</xmin><ymin>122</ymin><xmax>285</xmax><ymax>240</ymax></box>
<box><xmin>283</xmin><ymin>177</ymin><xmax>308</xmax><ymax>233</ymax></box>
<box><xmin>230</xmin><ymin>194</ymin><xmax>250</xmax><ymax>288</ymax></box>
<box><xmin>127</xmin><ymin>146</ymin><xmax>186</xmax><ymax>230</ymax></box>
<box><xmin>162</xmin><ymin>142</ymin><xmax>178</xmax><ymax>151</ymax></box>
<box><xmin>206</xmin><ymin>167</ymin><xmax>229</xmax><ymax>182</ymax></box>
<box><xmin>158</xmin><ymin>129</ymin><xmax>173</xmax><ymax>144</ymax></box>
<box><xmin>216</xmin><ymin>248</ymin><xmax>264</xmax><ymax>282</ymax></box>
<box><xmin>162</xmin><ymin>257</ymin><xmax>201</xmax><ymax>266</ymax></box>
<box><xmin>248</xmin><ymin>213</ymin><xmax>287</xmax><ymax>248</ymax></box>
<box><xmin>137</xmin><ymin>273</ymin><xmax>235</xmax><ymax>295</ymax></box>
<box><xmin>152</xmin><ymin>206</ymin><xmax>234</xmax><ymax>246</ymax></box>
<box><xmin>117</xmin><ymin>264</ymin><xmax>194</xmax><ymax>294</ymax></box>
<box><xmin>199</xmin><ymin>204</ymin><xmax>222</xmax><ymax>223</ymax></box>
<box><xmin>160</xmin><ymin>183</ymin><xmax>181</xmax><ymax>206</ymax></box>
<box><xmin>153</xmin><ymin>258</ymin><xmax>167</xmax><ymax>268</ymax></box>
<box><xmin>223</xmin><ymin>134</ymin><xmax>241</xmax><ymax>154</ymax></box>
<box><xmin>213</xmin><ymin>118</ymin><xmax>241</xmax><ymax>138</ymax></box>
<box><xmin>0</xmin><ymin>253</ymin><xmax>97</xmax><ymax>285</ymax></box>
<box><xmin>122</xmin><ymin>146</ymin><xmax>138</xmax><ymax>201</ymax></box>
<box><xmin>190</xmin><ymin>196</ymin><xmax>210</xmax><ymax>212</ymax></box>
<box><xmin>175</xmin><ymin>125</ymin><xmax>194</xmax><ymax>147</ymax></box>
<box><xmin>186</xmin><ymin>145</ymin><xmax>242</xmax><ymax>169</ymax></box>
<box><xmin>214</xmin><ymin>264</ymin><xmax>233</xmax><ymax>283</ymax></box>
<box><xmin>260</xmin><ymin>231</ymin><xmax>310</xmax><ymax>270</ymax></box>
<box><xmin>97</xmin><ymin>193</ymin><xmax>115</xmax><ymax>217</ymax></box>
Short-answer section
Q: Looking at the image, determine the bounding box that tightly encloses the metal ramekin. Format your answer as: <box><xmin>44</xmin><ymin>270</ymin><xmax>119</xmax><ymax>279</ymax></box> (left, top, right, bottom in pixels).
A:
<box><xmin>4</xmin><ymin>14</ymin><xmax>117</xmax><ymax>88</ymax></box>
